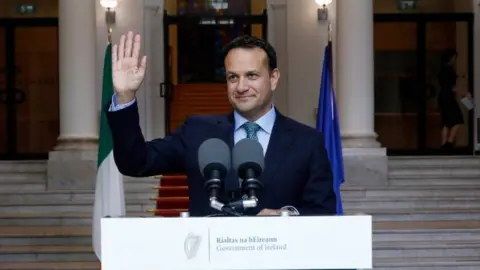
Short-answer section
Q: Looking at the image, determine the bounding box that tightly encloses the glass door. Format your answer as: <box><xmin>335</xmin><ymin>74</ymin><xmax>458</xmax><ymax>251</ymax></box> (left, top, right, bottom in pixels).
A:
<box><xmin>424</xmin><ymin>20</ymin><xmax>472</xmax><ymax>151</ymax></box>
<box><xmin>0</xmin><ymin>19</ymin><xmax>59</xmax><ymax>159</ymax></box>
<box><xmin>374</xmin><ymin>13</ymin><xmax>474</xmax><ymax>155</ymax></box>
<box><xmin>374</xmin><ymin>21</ymin><xmax>420</xmax><ymax>150</ymax></box>
<box><xmin>13</xmin><ymin>25</ymin><xmax>59</xmax><ymax>154</ymax></box>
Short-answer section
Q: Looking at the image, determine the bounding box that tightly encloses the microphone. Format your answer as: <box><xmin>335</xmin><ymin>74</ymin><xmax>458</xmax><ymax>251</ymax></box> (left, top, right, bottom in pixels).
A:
<box><xmin>229</xmin><ymin>138</ymin><xmax>265</xmax><ymax>211</ymax></box>
<box><xmin>198</xmin><ymin>138</ymin><xmax>231</xmax><ymax>213</ymax></box>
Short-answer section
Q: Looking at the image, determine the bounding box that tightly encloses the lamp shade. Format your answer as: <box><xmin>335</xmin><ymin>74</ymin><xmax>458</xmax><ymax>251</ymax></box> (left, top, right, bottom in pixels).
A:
<box><xmin>315</xmin><ymin>0</ymin><xmax>332</xmax><ymax>6</ymax></box>
<box><xmin>100</xmin><ymin>0</ymin><xmax>118</xmax><ymax>9</ymax></box>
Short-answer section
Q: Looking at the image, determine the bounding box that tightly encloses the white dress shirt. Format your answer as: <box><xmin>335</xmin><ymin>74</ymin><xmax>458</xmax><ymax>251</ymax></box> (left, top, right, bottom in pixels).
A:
<box><xmin>233</xmin><ymin>106</ymin><xmax>276</xmax><ymax>156</ymax></box>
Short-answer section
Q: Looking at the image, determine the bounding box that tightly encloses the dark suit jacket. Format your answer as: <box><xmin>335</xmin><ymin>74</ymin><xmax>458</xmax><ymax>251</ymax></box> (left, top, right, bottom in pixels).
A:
<box><xmin>106</xmin><ymin>102</ymin><xmax>337</xmax><ymax>217</ymax></box>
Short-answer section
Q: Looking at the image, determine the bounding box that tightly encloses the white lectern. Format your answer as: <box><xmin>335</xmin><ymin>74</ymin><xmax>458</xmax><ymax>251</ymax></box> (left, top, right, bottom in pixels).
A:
<box><xmin>101</xmin><ymin>213</ymin><xmax>372</xmax><ymax>270</ymax></box>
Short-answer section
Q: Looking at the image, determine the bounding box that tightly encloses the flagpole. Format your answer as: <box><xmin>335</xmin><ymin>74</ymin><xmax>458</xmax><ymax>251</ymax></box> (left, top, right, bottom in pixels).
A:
<box><xmin>328</xmin><ymin>22</ymin><xmax>332</xmax><ymax>42</ymax></box>
<box><xmin>327</xmin><ymin>22</ymin><xmax>333</xmax><ymax>84</ymax></box>
<box><xmin>104</xmin><ymin>7</ymin><xmax>115</xmax><ymax>44</ymax></box>
<box><xmin>107</xmin><ymin>27</ymin><xmax>112</xmax><ymax>44</ymax></box>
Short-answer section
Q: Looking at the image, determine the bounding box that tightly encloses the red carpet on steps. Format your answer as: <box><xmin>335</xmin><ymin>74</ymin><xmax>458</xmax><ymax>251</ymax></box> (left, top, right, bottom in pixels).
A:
<box><xmin>153</xmin><ymin>174</ymin><xmax>189</xmax><ymax>216</ymax></box>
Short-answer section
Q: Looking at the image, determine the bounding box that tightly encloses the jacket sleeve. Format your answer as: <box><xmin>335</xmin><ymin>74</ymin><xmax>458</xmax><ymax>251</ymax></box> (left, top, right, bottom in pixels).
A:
<box><xmin>106</xmin><ymin>101</ymin><xmax>188</xmax><ymax>177</ymax></box>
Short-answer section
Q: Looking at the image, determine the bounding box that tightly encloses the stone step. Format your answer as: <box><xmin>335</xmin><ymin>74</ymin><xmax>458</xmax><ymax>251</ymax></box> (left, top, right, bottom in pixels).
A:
<box><xmin>375</xmin><ymin>240</ymin><xmax>480</xmax><ymax>249</ymax></box>
<box><xmin>0</xmin><ymin>183</ymin><xmax>46</xmax><ymax>192</ymax></box>
<box><xmin>374</xmin><ymin>228</ymin><xmax>480</xmax><ymax>242</ymax></box>
<box><xmin>0</xmin><ymin>235</ymin><xmax>91</xmax><ymax>247</ymax></box>
<box><xmin>346</xmin><ymin>208</ymin><xmax>480</xmax><ymax>222</ymax></box>
<box><xmin>374</xmin><ymin>256</ymin><xmax>480</xmax><ymax>269</ymax></box>
<box><xmin>374</xmin><ymin>220</ymin><xmax>480</xmax><ymax>230</ymax></box>
<box><xmin>0</xmin><ymin>212</ymin><xmax>93</xmax><ymax>227</ymax></box>
<box><xmin>0</xmin><ymin>178</ymin><xmax>158</xmax><ymax>193</ymax></box>
<box><xmin>0</xmin><ymin>226</ymin><xmax>92</xmax><ymax>246</ymax></box>
<box><xmin>389</xmin><ymin>168</ymin><xmax>480</xmax><ymax>178</ymax></box>
<box><xmin>0</xmin><ymin>261</ymin><xmax>99</xmax><ymax>270</ymax></box>
<box><xmin>0</xmin><ymin>197</ymin><xmax>155</xmax><ymax>205</ymax></box>
<box><xmin>0</xmin><ymin>191</ymin><xmax>157</xmax><ymax>204</ymax></box>
<box><xmin>341</xmin><ymin>185</ymin><xmax>480</xmax><ymax>198</ymax></box>
<box><xmin>0</xmin><ymin>226</ymin><xmax>91</xmax><ymax>237</ymax></box>
<box><xmin>0</xmin><ymin>245</ymin><xmax>96</xmax><ymax>262</ymax></box>
<box><xmin>373</xmin><ymin>240</ymin><xmax>480</xmax><ymax>259</ymax></box>
<box><xmin>374</xmin><ymin>220</ymin><xmax>480</xmax><ymax>243</ymax></box>
<box><xmin>388</xmin><ymin>178</ymin><xmax>480</xmax><ymax>186</ymax></box>
<box><xmin>344</xmin><ymin>197</ymin><xmax>480</xmax><ymax>209</ymax></box>
<box><xmin>0</xmin><ymin>212</ymin><xmax>151</xmax><ymax>226</ymax></box>
<box><xmin>388</xmin><ymin>156</ymin><xmax>480</xmax><ymax>168</ymax></box>
<box><xmin>0</xmin><ymin>201</ymin><xmax>155</xmax><ymax>213</ymax></box>
<box><xmin>123</xmin><ymin>177</ymin><xmax>159</xmax><ymax>190</ymax></box>
<box><xmin>0</xmin><ymin>173</ymin><xmax>46</xmax><ymax>182</ymax></box>
<box><xmin>0</xmin><ymin>161</ymin><xmax>46</xmax><ymax>173</ymax></box>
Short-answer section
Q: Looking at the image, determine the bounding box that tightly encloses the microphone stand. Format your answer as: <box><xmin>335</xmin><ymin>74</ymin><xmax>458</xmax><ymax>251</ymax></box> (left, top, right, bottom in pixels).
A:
<box><xmin>225</xmin><ymin>197</ymin><xmax>257</xmax><ymax>213</ymax></box>
<box><xmin>224</xmin><ymin>168</ymin><xmax>262</xmax><ymax>214</ymax></box>
<box><xmin>208</xmin><ymin>197</ymin><xmax>243</xmax><ymax>217</ymax></box>
<box><xmin>204</xmin><ymin>170</ymin><xmax>242</xmax><ymax>216</ymax></box>
<box><xmin>204</xmin><ymin>170</ymin><xmax>262</xmax><ymax>217</ymax></box>
<box><xmin>220</xmin><ymin>204</ymin><xmax>243</xmax><ymax>217</ymax></box>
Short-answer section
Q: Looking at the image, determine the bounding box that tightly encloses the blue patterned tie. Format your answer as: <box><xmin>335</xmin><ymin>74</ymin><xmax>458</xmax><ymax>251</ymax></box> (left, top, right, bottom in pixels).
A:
<box><xmin>241</xmin><ymin>122</ymin><xmax>261</xmax><ymax>141</ymax></box>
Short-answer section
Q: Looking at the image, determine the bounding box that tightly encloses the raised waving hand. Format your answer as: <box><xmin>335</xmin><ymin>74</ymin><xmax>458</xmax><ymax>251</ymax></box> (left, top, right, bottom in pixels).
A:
<box><xmin>112</xmin><ymin>31</ymin><xmax>147</xmax><ymax>104</ymax></box>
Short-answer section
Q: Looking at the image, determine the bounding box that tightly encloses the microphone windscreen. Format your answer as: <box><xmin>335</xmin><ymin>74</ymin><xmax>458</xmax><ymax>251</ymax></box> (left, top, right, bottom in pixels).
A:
<box><xmin>232</xmin><ymin>138</ymin><xmax>264</xmax><ymax>179</ymax></box>
<box><xmin>198</xmin><ymin>138</ymin><xmax>231</xmax><ymax>179</ymax></box>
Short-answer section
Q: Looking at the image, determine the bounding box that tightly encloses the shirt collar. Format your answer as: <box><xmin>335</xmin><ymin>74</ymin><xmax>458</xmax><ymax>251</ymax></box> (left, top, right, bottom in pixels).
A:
<box><xmin>234</xmin><ymin>105</ymin><xmax>276</xmax><ymax>135</ymax></box>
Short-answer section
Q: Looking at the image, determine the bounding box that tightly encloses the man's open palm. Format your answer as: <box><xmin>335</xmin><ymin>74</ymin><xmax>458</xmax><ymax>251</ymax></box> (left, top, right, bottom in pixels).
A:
<box><xmin>112</xmin><ymin>31</ymin><xmax>147</xmax><ymax>95</ymax></box>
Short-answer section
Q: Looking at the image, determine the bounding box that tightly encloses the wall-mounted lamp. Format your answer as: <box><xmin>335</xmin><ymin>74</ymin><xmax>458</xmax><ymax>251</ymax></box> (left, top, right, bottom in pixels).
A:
<box><xmin>100</xmin><ymin>0</ymin><xmax>117</xmax><ymax>42</ymax></box>
<box><xmin>100</xmin><ymin>0</ymin><xmax>117</xmax><ymax>25</ymax></box>
<box><xmin>315</xmin><ymin>0</ymin><xmax>332</xmax><ymax>21</ymax></box>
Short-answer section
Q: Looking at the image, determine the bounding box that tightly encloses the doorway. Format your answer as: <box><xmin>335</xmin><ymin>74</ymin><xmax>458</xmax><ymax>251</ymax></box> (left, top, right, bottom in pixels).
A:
<box><xmin>373</xmin><ymin>13</ymin><xmax>474</xmax><ymax>155</ymax></box>
<box><xmin>161</xmin><ymin>0</ymin><xmax>267</xmax><ymax>134</ymax></box>
<box><xmin>0</xmin><ymin>18</ymin><xmax>59</xmax><ymax>159</ymax></box>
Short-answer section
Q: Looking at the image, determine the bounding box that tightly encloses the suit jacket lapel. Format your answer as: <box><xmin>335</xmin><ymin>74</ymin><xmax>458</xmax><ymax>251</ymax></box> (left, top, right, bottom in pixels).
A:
<box><xmin>261</xmin><ymin>111</ymin><xmax>295</xmax><ymax>186</ymax></box>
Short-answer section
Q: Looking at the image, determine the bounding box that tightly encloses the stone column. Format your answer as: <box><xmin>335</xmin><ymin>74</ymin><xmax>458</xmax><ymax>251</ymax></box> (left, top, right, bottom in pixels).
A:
<box><xmin>336</xmin><ymin>0</ymin><xmax>387</xmax><ymax>186</ymax></box>
<box><xmin>47</xmin><ymin>0</ymin><xmax>98</xmax><ymax>190</ymax></box>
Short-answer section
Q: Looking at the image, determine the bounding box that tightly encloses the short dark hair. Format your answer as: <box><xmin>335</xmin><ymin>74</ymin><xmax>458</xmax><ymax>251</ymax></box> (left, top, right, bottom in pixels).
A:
<box><xmin>222</xmin><ymin>35</ymin><xmax>277</xmax><ymax>71</ymax></box>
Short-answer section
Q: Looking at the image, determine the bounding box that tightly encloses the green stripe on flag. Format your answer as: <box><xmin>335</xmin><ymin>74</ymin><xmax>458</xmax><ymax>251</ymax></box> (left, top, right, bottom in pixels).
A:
<box><xmin>93</xmin><ymin>43</ymin><xmax>125</xmax><ymax>261</ymax></box>
<box><xmin>98</xmin><ymin>43</ymin><xmax>114</xmax><ymax>168</ymax></box>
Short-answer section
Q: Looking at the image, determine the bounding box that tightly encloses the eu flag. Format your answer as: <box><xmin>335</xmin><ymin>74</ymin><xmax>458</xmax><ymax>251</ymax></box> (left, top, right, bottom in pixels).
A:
<box><xmin>316</xmin><ymin>41</ymin><xmax>345</xmax><ymax>215</ymax></box>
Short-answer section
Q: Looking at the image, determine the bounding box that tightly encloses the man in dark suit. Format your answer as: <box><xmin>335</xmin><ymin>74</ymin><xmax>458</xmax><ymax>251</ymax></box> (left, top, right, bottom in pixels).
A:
<box><xmin>106</xmin><ymin>31</ymin><xmax>336</xmax><ymax>217</ymax></box>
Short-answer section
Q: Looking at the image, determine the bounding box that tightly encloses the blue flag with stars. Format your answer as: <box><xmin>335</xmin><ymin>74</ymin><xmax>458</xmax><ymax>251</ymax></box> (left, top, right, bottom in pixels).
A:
<box><xmin>316</xmin><ymin>41</ymin><xmax>345</xmax><ymax>215</ymax></box>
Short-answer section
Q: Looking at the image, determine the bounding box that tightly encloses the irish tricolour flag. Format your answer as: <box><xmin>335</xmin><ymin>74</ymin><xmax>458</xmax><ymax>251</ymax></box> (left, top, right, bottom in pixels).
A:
<box><xmin>92</xmin><ymin>43</ymin><xmax>126</xmax><ymax>260</ymax></box>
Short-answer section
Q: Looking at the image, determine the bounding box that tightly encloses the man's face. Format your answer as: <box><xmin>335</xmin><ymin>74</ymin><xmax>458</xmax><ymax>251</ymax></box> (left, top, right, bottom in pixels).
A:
<box><xmin>225</xmin><ymin>47</ymin><xmax>280</xmax><ymax>120</ymax></box>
